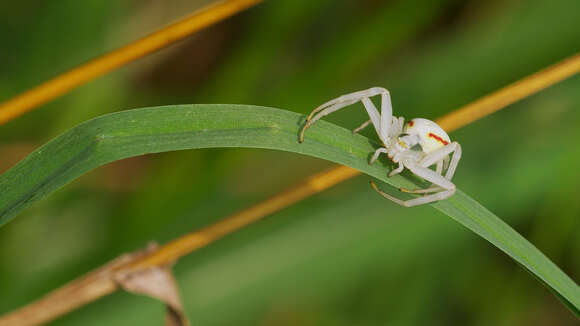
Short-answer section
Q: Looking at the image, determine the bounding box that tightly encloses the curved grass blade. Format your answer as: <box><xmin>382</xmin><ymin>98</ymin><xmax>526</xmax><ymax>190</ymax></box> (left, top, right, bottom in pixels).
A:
<box><xmin>0</xmin><ymin>104</ymin><xmax>578</xmax><ymax>314</ymax></box>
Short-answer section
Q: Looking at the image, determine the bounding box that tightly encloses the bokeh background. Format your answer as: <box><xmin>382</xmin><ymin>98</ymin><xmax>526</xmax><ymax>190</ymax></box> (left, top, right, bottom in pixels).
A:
<box><xmin>1</xmin><ymin>0</ymin><xmax>579</xmax><ymax>325</ymax></box>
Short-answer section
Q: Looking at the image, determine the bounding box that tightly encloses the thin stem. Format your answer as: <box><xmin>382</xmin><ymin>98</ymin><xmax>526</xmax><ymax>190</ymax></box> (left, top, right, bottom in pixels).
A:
<box><xmin>1</xmin><ymin>52</ymin><xmax>579</xmax><ymax>326</ymax></box>
<box><xmin>0</xmin><ymin>258</ymin><xmax>121</xmax><ymax>326</ymax></box>
<box><xmin>0</xmin><ymin>0</ymin><xmax>263</xmax><ymax>125</ymax></box>
<box><xmin>437</xmin><ymin>52</ymin><xmax>580</xmax><ymax>132</ymax></box>
<box><xmin>0</xmin><ymin>166</ymin><xmax>359</xmax><ymax>326</ymax></box>
<box><xmin>125</xmin><ymin>166</ymin><xmax>360</xmax><ymax>271</ymax></box>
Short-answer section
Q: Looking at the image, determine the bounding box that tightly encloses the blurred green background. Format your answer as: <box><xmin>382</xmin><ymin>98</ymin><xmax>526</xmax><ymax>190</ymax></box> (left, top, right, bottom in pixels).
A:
<box><xmin>1</xmin><ymin>0</ymin><xmax>579</xmax><ymax>325</ymax></box>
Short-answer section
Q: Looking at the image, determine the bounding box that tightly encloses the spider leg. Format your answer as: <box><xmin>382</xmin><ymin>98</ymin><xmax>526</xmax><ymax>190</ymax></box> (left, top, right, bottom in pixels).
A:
<box><xmin>379</xmin><ymin>89</ymin><xmax>394</xmax><ymax>142</ymax></box>
<box><xmin>411</xmin><ymin>159</ymin><xmax>444</xmax><ymax>190</ymax></box>
<box><xmin>372</xmin><ymin>181</ymin><xmax>453</xmax><ymax>207</ymax></box>
<box><xmin>352</xmin><ymin>106</ymin><xmax>398</xmax><ymax>138</ymax></box>
<box><xmin>442</xmin><ymin>156</ymin><xmax>450</xmax><ymax>174</ymax></box>
<box><xmin>360</xmin><ymin>89</ymin><xmax>394</xmax><ymax>143</ymax></box>
<box><xmin>372</xmin><ymin>162</ymin><xmax>455</xmax><ymax>207</ymax></box>
<box><xmin>388</xmin><ymin>162</ymin><xmax>404</xmax><ymax>177</ymax></box>
<box><xmin>370</xmin><ymin>181</ymin><xmax>411</xmax><ymax>207</ymax></box>
<box><xmin>399</xmin><ymin>145</ymin><xmax>460</xmax><ymax>195</ymax></box>
<box><xmin>370</xmin><ymin>148</ymin><xmax>388</xmax><ymax>164</ymax></box>
<box><xmin>443</xmin><ymin>142</ymin><xmax>461</xmax><ymax>180</ymax></box>
<box><xmin>435</xmin><ymin>159</ymin><xmax>443</xmax><ymax>175</ymax></box>
<box><xmin>307</xmin><ymin>87</ymin><xmax>386</xmax><ymax>120</ymax></box>
<box><xmin>394</xmin><ymin>189</ymin><xmax>455</xmax><ymax>207</ymax></box>
<box><xmin>300</xmin><ymin>98</ymin><xmax>360</xmax><ymax>142</ymax></box>
<box><xmin>299</xmin><ymin>87</ymin><xmax>391</xmax><ymax>143</ymax></box>
<box><xmin>419</xmin><ymin>142</ymin><xmax>461</xmax><ymax>180</ymax></box>
<box><xmin>353</xmin><ymin>119</ymin><xmax>371</xmax><ymax>134</ymax></box>
<box><xmin>372</xmin><ymin>182</ymin><xmax>454</xmax><ymax>207</ymax></box>
<box><xmin>400</xmin><ymin>186</ymin><xmax>442</xmax><ymax>194</ymax></box>
<box><xmin>401</xmin><ymin>162</ymin><xmax>455</xmax><ymax>206</ymax></box>
<box><xmin>371</xmin><ymin>148</ymin><xmax>406</xmax><ymax>178</ymax></box>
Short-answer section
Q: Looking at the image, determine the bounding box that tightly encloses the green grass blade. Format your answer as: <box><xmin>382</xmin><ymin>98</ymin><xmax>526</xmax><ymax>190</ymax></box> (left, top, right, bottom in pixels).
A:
<box><xmin>0</xmin><ymin>104</ymin><xmax>578</xmax><ymax>313</ymax></box>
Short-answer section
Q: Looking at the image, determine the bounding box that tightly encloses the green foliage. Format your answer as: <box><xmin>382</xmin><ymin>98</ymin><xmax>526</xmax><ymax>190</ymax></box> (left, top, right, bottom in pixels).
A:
<box><xmin>1</xmin><ymin>0</ymin><xmax>580</xmax><ymax>325</ymax></box>
<box><xmin>1</xmin><ymin>105</ymin><xmax>578</xmax><ymax>314</ymax></box>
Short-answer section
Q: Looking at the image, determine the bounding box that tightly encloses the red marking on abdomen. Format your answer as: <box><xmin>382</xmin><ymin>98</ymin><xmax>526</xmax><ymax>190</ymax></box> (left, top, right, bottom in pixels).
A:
<box><xmin>408</xmin><ymin>120</ymin><xmax>414</xmax><ymax>127</ymax></box>
<box><xmin>428</xmin><ymin>132</ymin><xmax>449</xmax><ymax>145</ymax></box>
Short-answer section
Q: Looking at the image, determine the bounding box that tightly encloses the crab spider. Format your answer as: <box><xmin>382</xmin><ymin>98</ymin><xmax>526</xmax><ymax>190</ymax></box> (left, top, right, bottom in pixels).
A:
<box><xmin>299</xmin><ymin>87</ymin><xmax>461</xmax><ymax>207</ymax></box>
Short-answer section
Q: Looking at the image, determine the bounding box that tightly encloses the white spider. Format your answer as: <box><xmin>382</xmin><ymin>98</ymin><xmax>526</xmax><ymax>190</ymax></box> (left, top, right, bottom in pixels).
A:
<box><xmin>299</xmin><ymin>87</ymin><xmax>461</xmax><ymax>207</ymax></box>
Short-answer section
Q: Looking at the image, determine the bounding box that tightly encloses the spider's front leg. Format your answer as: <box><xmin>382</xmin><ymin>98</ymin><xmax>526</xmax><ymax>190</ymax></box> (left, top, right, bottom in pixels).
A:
<box><xmin>299</xmin><ymin>87</ymin><xmax>393</xmax><ymax>143</ymax></box>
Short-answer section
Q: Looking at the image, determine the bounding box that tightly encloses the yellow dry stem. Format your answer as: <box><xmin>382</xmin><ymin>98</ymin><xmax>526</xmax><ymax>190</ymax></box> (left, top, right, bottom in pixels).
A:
<box><xmin>0</xmin><ymin>0</ymin><xmax>262</xmax><ymax>125</ymax></box>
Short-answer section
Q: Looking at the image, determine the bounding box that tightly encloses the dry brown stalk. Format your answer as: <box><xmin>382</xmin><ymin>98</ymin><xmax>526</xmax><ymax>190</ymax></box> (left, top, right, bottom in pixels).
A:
<box><xmin>436</xmin><ymin>53</ymin><xmax>580</xmax><ymax>131</ymax></box>
<box><xmin>0</xmin><ymin>250</ymin><xmax>136</xmax><ymax>326</ymax></box>
<box><xmin>2</xmin><ymin>51</ymin><xmax>579</xmax><ymax>325</ymax></box>
<box><xmin>0</xmin><ymin>166</ymin><xmax>359</xmax><ymax>326</ymax></box>
<box><xmin>0</xmin><ymin>0</ymin><xmax>263</xmax><ymax>125</ymax></box>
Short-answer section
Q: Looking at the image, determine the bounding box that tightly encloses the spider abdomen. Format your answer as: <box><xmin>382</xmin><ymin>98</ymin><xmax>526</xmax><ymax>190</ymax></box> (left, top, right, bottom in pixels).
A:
<box><xmin>404</xmin><ymin>118</ymin><xmax>451</xmax><ymax>153</ymax></box>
